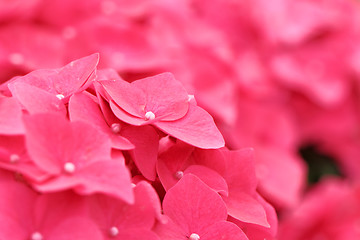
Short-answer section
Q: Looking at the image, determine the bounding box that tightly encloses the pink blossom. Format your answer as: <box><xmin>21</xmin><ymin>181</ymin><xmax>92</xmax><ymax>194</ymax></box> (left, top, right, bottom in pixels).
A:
<box><xmin>157</xmin><ymin>143</ymin><xmax>276</xmax><ymax>238</ymax></box>
<box><xmin>0</xmin><ymin>170</ymin><xmax>103</xmax><ymax>240</ymax></box>
<box><xmin>96</xmin><ymin>92</ymin><xmax>160</xmax><ymax>181</ymax></box>
<box><xmin>0</xmin><ymin>135</ymin><xmax>48</xmax><ymax>182</ymax></box>
<box><xmin>5</xmin><ymin>53</ymin><xmax>99</xmax><ymax>102</ymax></box>
<box><xmin>69</xmin><ymin>92</ymin><xmax>133</xmax><ymax>150</ymax></box>
<box><xmin>87</xmin><ymin>181</ymin><xmax>161</xmax><ymax>240</ymax></box>
<box><xmin>9</xmin><ymin>82</ymin><xmax>67</xmax><ymax>115</ymax></box>
<box><xmin>99</xmin><ymin>72</ymin><xmax>225</xmax><ymax>149</ymax></box>
<box><xmin>23</xmin><ymin>113</ymin><xmax>134</xmax><ymax>204</ymax></box>
<box><xmin>154</xmin><ymin>174</ymin><xmax>248</xmax><ymax>240</ymax></box>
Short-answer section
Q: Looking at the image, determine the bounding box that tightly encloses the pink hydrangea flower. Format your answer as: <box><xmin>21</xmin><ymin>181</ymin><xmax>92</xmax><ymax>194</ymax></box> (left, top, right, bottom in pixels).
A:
<box><xmin>154</xmin><ymin>174</ymin><xmax>248</xmax><ymax>240</ymax></box>
<box><xmin>23</xmin><ymin>113</ymin><xmax>134</xmax><ymax>204</ymax></box>
<box><xmin>0</xmin><ymin>170</ymin><xmax>103</xmax><ymax>240</ymax></box>
<box><xmin>87</xmin><ymin>181</ymin><xmax>162</xmax><ymax>240</ymax></box>
<box><xmin>99</xmin><ymin>72</ymin><xmax>225</xmax><ymax>149</ymax></box>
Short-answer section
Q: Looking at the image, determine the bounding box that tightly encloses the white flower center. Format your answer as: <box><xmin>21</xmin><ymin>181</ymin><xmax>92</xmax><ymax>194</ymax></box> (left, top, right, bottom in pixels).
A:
<box><xmin>188</xmin><ymin>95</ymin><xmax>195</xmax><ymax>102</ymax></box>
<box><xmin>109</xmin><ymin>226</ymin><xmax>119</xmax><ymax>237</ymax></box>
<box><xmin>144</xmin><ymin>111</ymin><xmax>155</xmax><ymax>121</ymax></box>
<box><xmin>10</xmin><ymin>154</ymin><xmax>20</xmax><ymax>163</ymax></box>
<box><xmin>189</xmin><ymin>233</ymin><xmax>200</xmax><ymax>240</ymax></box>
<box><xmin>64</xmin><ymin>162</ymin><xmax>76</xmax><ymax>174</ymax></box>
<box><xmin>111</xmin><ymin>123</ymin><xmax>121</xmax><ymax>134</ymax></box>
<box><xmin>31</xmin><ymin>232</ymin><xmax>43</xmax><ymax>240</ymax></box>
<box><xmin>174</xmin><ymin>171</ymin><xmax>184</xmax><ymax>179</ymax></box>
<box><xmin>56</xmin><ymin>94</ymin><xmax>65</xmax><ymax>100</ymax></box>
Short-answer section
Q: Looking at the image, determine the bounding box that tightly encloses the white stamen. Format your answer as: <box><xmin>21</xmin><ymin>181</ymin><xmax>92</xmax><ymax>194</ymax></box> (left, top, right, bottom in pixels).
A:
<box><xmin>56</xmin><ymin>94</ymin><xmax>65</xmax><ymax>100</ymax></box>
<box><xmin>189</xmin><ymin>233</ymin><xmax>200</xmax><ymax>240</ymax></box>
<box><xmin>111</xmin><ymin>123</ymin><xmax>121</xmax><ymax>134</ymax></box>
<box><xmin>174</xmin><ymin>171</ymin><xmax>184</xmax><ymax>179</ymax></box>
<box><xmin>64</xmin><ymin>162</ymin><xmax>76</xmax><ymax>174</ymax></box>
<box><xmin>144</xmin><ymin>111</ymin><xmax>155</xmax><ymax>121</ymax></box>
<box><xmin>31</xmin><ymin>232</ymin><xmax>43</xmax><ymax>240</ymax></box>
<box><xmin>9</xmin><ymin>53</ymin><xmax>24</xmax><ymax>65</ymax></box>
<box><xmin>109</xmin><ymin>226</ymin><xmax>119</xmax><ymax>237</ymax></box>
<box><xmin>10</xmin><ymin>154</ymin><xmax>20</xmax><ymax>164</ymax></box>
<box><xmin>131</xmin><ymin>183</ymin><xmax>136</xmax><ymax>188</ymax></box>
<box><xmin>188</xmin><ymin>95</ymin><xmax>195</xmax><ymax>102</ymax></box>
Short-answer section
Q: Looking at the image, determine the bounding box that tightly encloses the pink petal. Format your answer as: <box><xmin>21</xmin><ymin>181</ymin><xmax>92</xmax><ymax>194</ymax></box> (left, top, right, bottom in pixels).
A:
<box><xmin>110</xmin><ymin>100</ymin><xmax>147</xmax><ymax>126</ymax></box>
<box><xmin>111</xmin><ymin>229</ymin><xmax>160</xmax><ymax>240</ymax></box>
<box><xmin>231</xmin><ymin>194</ymin><xmax>278</xmax><ymax>240</ymax></box>
<box><xmin>0</xmin><ymin>135</ymin><xmax>49</xmax><ymax>182</ymax></box>
<box><xmin>35</xmin><ymin>160</ymin><xmax>134</xmax><ymax>204</ymax></box>
<box><xmin>194</xmin><ymin>148</ymin><xmax>257</xmax><ymax>193</ymax></box>
<box><xmin>96</xmin><ymin>91</ymin><xmax>121</xmax><ymax>124</ymax></box>
<box><xmin>88</xmin><ymin>181</ymin><xmax>157</xmax><ymax>233</ymax></box>
<box><xmin>136</xmin><ymin>181</ymin><xmax>167</xmax><ymax>224</ymax></box>
<box><xmin>5</xmin><ymin>53</ymin><xmax>99</xmax><ymax>100</ymax></box>
<box><xmin>155</xmin><ymin>104</ymin><xmax>225</xmax><ymax>149</ymax></box>
<box><xmin>51</xmin><ymin>53</ymin><xmax>99</xmax><ymax>97</ymax></box>
<box><xmin>220</xmin><ymin>148</ymin><xmax>257</xmax><ymax>193</ymax></box>
<box><xmin>69</xmin><ymin>93</ymin><xmax>133</xmax><ymax>150</ymax></box>
<box><xmin>23</xmin><ymin>113</ymin><xmax>112</xmax><ymax>174</ymax></box>
<box><xmin>153</xmin><ymin>216</ymin><xmax>191</xmax><ymax>240</ymax></box>
<box><xmin>224</xmin><ymin>192</ymin><xmax>270</xmax><ymax>227</ymax></box>
<box><xmin>121</xmin><ymin>125</ymin><xmax>159</xmax><ymax>181</ymax></box>
<box><xmin>0</xmin><ymin>214</ymin><xmax>29</xmax><ymax>240</ymax></box>
<box><xmin>0</xmin><ymin>97</ymin><xmax>25</xmax><ymax>134</ymax></box>
<box><xmin>9</xmin><ymin>82</ymin><xmax>66</xmax><ymax>115</ymax></box>
<box><xmin>7</xmin><ymin>69</ymin><xmax>57</xmax><ymax>93</ymax></box>
<box><xmin>184</xmin><ymin>165</ymin><xmax>229</xmax><ymax>196</ymax></box>
<box><xmin>100</xmin><ymin>79</ymin><xmax>145</xmax><ymax>118</ymax></box>
<box><xmin>48</xmin><ymin>217</ymin><xmax>103</xmax><ymax>240</ymax></box>
<box><xmin>163</xmin><ymin>174</ymin><xmax>227</xmax><ymax>234</ymax></box>
<box><xmin>34</xmin><ymin>192</ymin><xmax>103</xmax><ymax>239</ymax></box>
<box><xmin>157</xmin><ymin>141</ymin><xmax>195</xmax><ymax>191</ymax></box>
<box><xmin>192</xmin><ymin>148</ymin><xmax>270</xmax><ymax>227</ymax></box>
<box><xmin>75</xmin><ymin>160</ymin><xmax>134</xmax><ymax>203</ymax></box>
<box><xmin>132</xmin><ymin>72</ymin><xmax>189</xmax><ymax>121</ymax></box>
<box><xmin>201</xmin><ymin>221</ymin><xmax>248</xmax><ymax>240</ymax></box>
<box><xmin>0</xmin><ymin>170</ymin><xmax>37</xmax><ymax>239</ymax></box>
<box><xmin>34</xmin><ymin>191</ymin><xmax>91</xmax><ymax>233</ymax></box>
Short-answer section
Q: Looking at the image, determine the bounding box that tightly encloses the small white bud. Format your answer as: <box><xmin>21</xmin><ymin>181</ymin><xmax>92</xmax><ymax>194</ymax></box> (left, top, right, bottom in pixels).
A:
<box><xmin>111</xmin><ymin>123</ymin><xmax>121</xmax><ymax>134</ymax></box>
<box><xmin>189</xmin><ymin>233</ymin><xmax>200</xmax><ymax>240</ymax></box>
<box><xmin>109</xmin><ymin>226</ymin><xmax>119</xmax><ymax>237</ymax></box>
<box><xmin>31</xmin><ymin>232</ymin><xmax>43</xmax><ymax>240</ymax></box>
<box><xmin>56</xmin><ymin>94</ymin><xmax>65</xmax><ymax>100</ymax></box>
<box><xmin>188</xmin><ymin>95</ymin><xmax>195</xmax><ymax>102</ymax></box>
<box><xmin>174</xmin><ymin>171</ymin><xmax>184</xmax><ymax>179</ymax></box>
<box><xmin>64</xmin><ymin>162</ymin><xmax>76</xmax><ymax>174</ymax></box>
<box><xmin>144</xmin><ymin>111</ymin><xmax>155</xmax><ymax>121</ymax></box>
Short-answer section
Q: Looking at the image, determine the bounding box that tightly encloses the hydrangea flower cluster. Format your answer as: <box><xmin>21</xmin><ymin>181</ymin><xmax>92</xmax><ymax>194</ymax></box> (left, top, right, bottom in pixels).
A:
<box><xmin>2</xmin><ymin>0</ymin><xmax>360</xmax><ymax>239</ymax></box>
<box><xmin>0</xmin><ymin>55</ymin><xmax>275</xmax><ymax>240</ymax></box>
